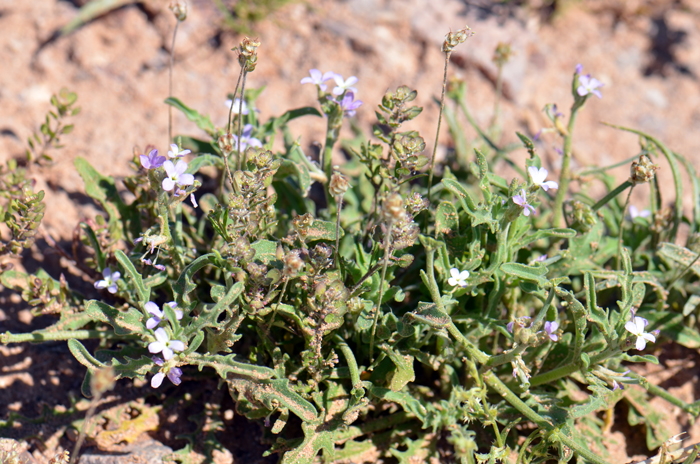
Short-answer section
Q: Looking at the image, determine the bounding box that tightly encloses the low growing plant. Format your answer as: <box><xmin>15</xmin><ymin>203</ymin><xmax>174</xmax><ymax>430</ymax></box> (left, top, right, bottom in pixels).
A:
<box><xmin>3</xmin><ymin>16</ymin><xmax>700</xmax><ymax>464</ymax></box>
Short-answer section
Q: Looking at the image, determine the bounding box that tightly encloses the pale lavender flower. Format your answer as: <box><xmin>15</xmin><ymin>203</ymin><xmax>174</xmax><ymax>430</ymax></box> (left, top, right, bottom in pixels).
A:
<box><xmin>233</xmin><ymin>124</ymin><xmax>263</xmax><ymax>151</ymax></box>
<box><xmin>151</xmin><ymin>356</ymin><xmax>183</xmax><ymax>388</ymax></box>
<box><xmin>512</xmin><ymin>189</ymin><xmax>536</xmax><ymax>216</ymax></box>
<box><xmin>625</xmin><ymin>316</ymin><xmax>656</xmax><ymax>350</ymax></box>
<box><xmin>332</xmin><ymin>74</ymin><xmax>359</xmax><ymax>95</ymax></box>
<box><xmin>190</xmin><ymin>194</ymin><xmax>198</xmax><ymax>208</ymax></box>
<box><xmin>612</xmin><ymin>369</ymin><xmax>632</xmax><ymax>391</ymax></box>
<box><xmin>339</xmin><ymin>91</ymin><xmax>363</xmax><ymax>117</ymax></box>
<box><xmin>148</xmin><ymin>328</ymin><xmax>185</xmax><ymax>360</ymax></box>
<box><xmin>507</xmin><ymin>321</ymin><xmax>515</xmax><ymax>333</ymax></box>
<box><xmin>145</xmin><ymin>301</ymin><xmax>183</xmax><ymax>330</ymax></box>
<box><xmin>544</xmin><ymin>321</ymin><xmax>559</xmax><ymax>341</ymax></box>
<box><xmin>300</xmin><ymin>69</ymin><xmax>337</xmax><ymax>92</ymax></box>
<box><xmin>225</xmin><ymin>98</ymin><xmax>249</xmax><ymax>115</ymax></box>
<box><xmin>167</xmin><ymin>144</ymin><xmax>191</xmax><ymax>159</ymax></box>
<box><xmin>448</xmin><ymin>268</ymin><xmax>469</xmax><ymax>288</ymax></box>
<box><xmin>535</xmin><ymin>254</ymin><xmax>548</xmax><ymax>262</ymax></box>
<box><xmin>154</xmin><ymin>264</ymin><xmax>166</xmax><ymax>271</ymax></box>
<box><xmin>575</xmin><ymin>63</ymin><xmax>583</xmax><ymax>74</ymax></box>
<box><xmin>95</xmin><ymin>267</ymin><xmax>120</xmax><ymax>294</ymax></box>
<box><xmin>628</xmin><ymin>205</ymin><xmax>651</xmax><ymax>220</ymax></box>
<box><xmin>140</xmin><ymin>149</ymin><xmax>166</xmax><ymax>170</ymax></box>
<box><xmin>528</xmin><ymin>166</ymin><xmax>558</xmax><ymax>191</ymax></box>
<box><xmin>554</xmin><ymin>147</ymin><xmax>564</xmax><ymax>156</ymax></box>
<box><xmin>162</xmin><ymin>160</ymin><xmax>194</xmax><ymax>192</ymax></box>
<box><xmin>577</xmin><ymin>74</ymin><xmax>603</xmax><ymax>99</ymax></box>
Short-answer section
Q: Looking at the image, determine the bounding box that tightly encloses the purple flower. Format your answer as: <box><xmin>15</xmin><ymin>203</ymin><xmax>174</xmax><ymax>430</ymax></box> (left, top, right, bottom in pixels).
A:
<box><xmin>145</xmin><ymin>301</ymin><xmax>183</xmax><ymax>330</ymax></box>
<box><xmin>625</xmin><ymin>316</ymin><xmax>656</xmax><ymax>351</ymax></box>
<box><xmin>95</xmin><ymin>267</ymin><xmax>120</xmax><ymax>294</ymax></box>
<box><xmin>332</xmin><ymin>74</ymin><xmax>358</xmax><ymax>95</ymax></box>
<box><xmin>575</xmin><ymin>63</ymin><xmax>583</xmax><ymax>74</ymax></box>
<box><xmin>162</xmin><ymin>160</ymin><xmax>195</xmax><ymax>192</ymax></box>
<box><xmin>151</xmin><ymin>356</ymin><xmax>183</xmax><ymax>388</ymax></box>
<box><xmin>507</xmin><ymin>321</ymin><xmax>514</xmax><ymax>333</ymax></box>
<box><xmin>512</xmin><ymin>189</ymin><xmax>536</xmax><ymax>216</ymax></box>
<box><xmin>577</xmin><ymin>74</ymin><xmax>603</xmax><ymax>99</ymax></box>
<box><xmin>225</xmin><ymin>98</ymin><xmax>249</xmax><ymax>115</ymax></box>
<box><xmin>339</xmin><ymin>91</ymin><xmax>363</xmax><ymax>117</ymax></box>
<box><xmin>528</xmin><ymin>166</ymin><xmax>558</xmax><ymax>191</ymax></box>
<box><xmin>544</xmin><ymin>321</ymin><xmax>559</xmax><ymax>342</ymax></box>
<box><xmin>535</xmin><ymin>254</ymin><xmax>548</xmax><ymax>262</ymax></box>
<box><xmin>233</xmin><ymin>124</ymin><xmax>263</xmax><ymax>151</ymax></box>
<box><xmin>554</xmin><ymin>147</ymin><xmax>563</xmax><ymax>156</ymax></box>
<box><xmin>190</xmin><ymin>194</ymin><xmax>198</xmax><ymax>208</ymax></box>
<box><xmin>301</xmin><ymin>69</ymin><xmax>337</xmax><ymax>92</ymax></box>
<box><xmin>167</xmin><ymin>144</ymin><xmax>191</xmax><ymax>159</ymax></box>
<box><xmin>148</xmin><ymin>328</ymin><xmax>185</xmax><ymax>360</ymax></box>
<box><xmin>154</xmin><ymin>264</ymin><xmax>166</xmax><ymax>271</ymax></box>
<box><xmin>140</xmin><ymin>149</ymin><xmax>166</xmax><ymax>170</ymax></box>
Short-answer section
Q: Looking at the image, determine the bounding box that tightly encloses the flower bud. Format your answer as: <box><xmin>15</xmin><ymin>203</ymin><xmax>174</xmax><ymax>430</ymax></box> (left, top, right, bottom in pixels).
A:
<box><xmin>218</xmin><ymin>133</ymin><xmax>235</xmax><ymax>155</ymax></box>
<box><xmin>329</xmin><ymin>171</ymin><xmax>349</xmax><ymax>197</ymax></box>
<box><xmin>238</xmin><ymin>37</ymin><xmax>261</xmax><ymax>72</ymax></box>
<box><xmin>629</xmin><ymin>154</ymin><xmax>659</xmax><ymax>185</ymax></box>
<box><xmin>442</xmin><ymin>26</ymin><xmax>474</xmax><ymax>53</ymax></box>
<box><xmin>283</xmin><ymin>250</ymin><xmax>304</xmax><ymax>277</ymax></box>
<box><xmin>382</xmin><ymin>193</ymin><xmax>405</xmax><ymax>222</ymax></box>
<box><xmin>169</xmin><ymin>1</ymin><xmax>187</xmax><ymax>21</ymax></box>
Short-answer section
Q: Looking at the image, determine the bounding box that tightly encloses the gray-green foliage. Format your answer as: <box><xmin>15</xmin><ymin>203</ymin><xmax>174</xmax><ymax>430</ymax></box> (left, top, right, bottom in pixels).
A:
<box><xmin>3</xmin><ymin>35</ymin><xmax>700</xmax><ymax>464</ymax></box>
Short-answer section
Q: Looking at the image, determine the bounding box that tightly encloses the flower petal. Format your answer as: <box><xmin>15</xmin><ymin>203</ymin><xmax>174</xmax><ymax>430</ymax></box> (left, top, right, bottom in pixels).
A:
<box><xmin>151</xmin><ymin>372</ymin><xmax>165</xmax><ymax>388</ymax></box>
<box><xmin>162</xmin><ymin>178</ymin><xmax>175</xmax><ymax>191</ymax></box>
<box><xmin>148</xmin><ymin>341</ymin><xmax>164</xmax><ymax>354</ymax></box>
<box><xmin>145</xmin><ymin>302</ymin><xmax>161</xmax><ymax>316</ymax></box>
<box><xmin>170</xmin><ymin>340</ymin><xmax>185</xmax><ymax>352</ymax></box>
<box><xmin>154</xmin><ymin>328</ymin><xmax>169</xmax><ymax>344</ymax></box>
<box><xmin>162</xmin><ymin>347</ymin><xmax>174</xmax><ymax>360</ymax></box>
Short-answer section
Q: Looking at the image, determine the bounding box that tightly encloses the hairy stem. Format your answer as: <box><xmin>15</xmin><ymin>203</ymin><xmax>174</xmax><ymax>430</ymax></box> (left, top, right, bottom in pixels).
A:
<box><xmin>427</xmin><ymin>51</ymin><xmax>451</xmax><ymax>202</ymax></box>
<box><xmin>236</xmin><ymin>71</ymin><xmax>248</xmax><ymax>171</ymax></box>
<box><xmin>552</xmin><ymin>103</ymin><xmax>581</xmax><ymax>227</ymax></box>
<box><xmin>168</xmin><ymin>19</ymin><xmax>180</xmax><ymax>144</ymax></box>
<box><xmin>369</xmin><ymin>222</ymin><xmax>393</xmax><ymax>362</ymax></box>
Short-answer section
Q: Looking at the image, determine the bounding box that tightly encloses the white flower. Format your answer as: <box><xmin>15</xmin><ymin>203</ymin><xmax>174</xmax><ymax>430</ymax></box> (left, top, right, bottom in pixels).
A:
<box><xmin>225</xmin><ymin>98</ymin><xmax>249</xmax><ymax>115</ymax></box>
<box><xmin>148</xmin><ymin>328</ymin><xmax>185</xmax><ymax>360</ymax></box>
<box><xmin>332</xmin><ymin>74</ymin><xmax>359</xmax><ymax>96</ymax></box>
<box><xmin>628</xmin><ymin>205</ymin><xmax>651</xmax><ymax>220</ymax></box>
<box><xmin>528</xmin><ymin>166</ymin><xmax>558</xmax><ymax>191</ymax></box>
<box><xmin>162</xmin><ymin>160</ymin><xmax>194</xmax><ymax>192</ymax></box>
<box><xmin>145</xmin><ymin>301</ymin><xmax>183</xmax><ymax>330</ymax></box>
<box><xmin>448</xmin><ymin>268</ymin><xmax>470</xmax><ymax>288</ymax></box>
<box><xmin>94</xmin><ymin>267</ymin><xmax>120</xmax><ymax>294</ymax></box>
<box><xmin>167</xmin><ymin>143</ymin><xmax>191</xmax><ymax>159</ymax></box>
<box><xmin>625</xmin><ymin>316</ymin><xmax>656</xmax><ymax>351</ymax></box>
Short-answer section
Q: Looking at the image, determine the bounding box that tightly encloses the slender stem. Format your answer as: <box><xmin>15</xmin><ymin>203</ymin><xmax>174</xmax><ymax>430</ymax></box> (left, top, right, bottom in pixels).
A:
<box><xmin>1</xmin><ymin>330</ymin><xmax>137</xmax><ymax>344</ymax></box>
<box><xmin>335</xmin><ymin>193</ymin><xmax>344</xmax><ymax>270</ymax></box>
<box><xmin>529</xmin><ymin>348</ymin><xmax>617</xmax><ymax>387</ymax></box>
<box><xmin>483</xmin><ymin>371</ymin><xmax>608</xmax><ymax>464</ymax></box>
<box><xmin>552</xmin><ymin>104</ymin><xmax>581</xmax><ymax>227</ymax></box>
<box><xmin>349</xmin><ymin>262</ymin><xmax>383</xmax><ymax>298</ymax></box>
<box><xmin>266</xmin><ymin>278</ymin><xmax>288</xmax><ymax>332</ymax></box>
<box><xmin>70</xmin><ymin>390</ymin><xmax>103</xmax><ymax>464</ymax></box>
<box><xmin>226</xmin><ymin>70</ymin><xmax>244</xmax><ymax>134</ymax></box>
<box><xmin>666</xmin><ymin>250</ymin><xmax>700</xmax><ymax>290</ymax></box>
<box><xmin>592</xmin><ymin>180</ymin><xmax>633</xmax><ymax>212</ymax></box>
<box><xmin>236</xmin><ymin>72</ymin><xmax>248</xmax><ymax>171</ymax></box>
<box><xmin>334</xmin><ymin>334</ymin><xmax>362</xmax><ymax>390</ymax></box>
<box><xmin>369</xmin><ymin>222</ymin><xmax>394</xmax><ymax>362</ymax></box>
<box><xmin>168</xmin><ymin>20</ymin><xmax>180</xmax><ymax>144</ymax></box>
<box><xmin>616</xmin><ymin>186</ymin><xmax>634</xmax><ymax>269</ymax></box>
<box><xmin>427</xmin><ymin>52</ymin><xmax>451</xmax><ymax>202</ymax></box>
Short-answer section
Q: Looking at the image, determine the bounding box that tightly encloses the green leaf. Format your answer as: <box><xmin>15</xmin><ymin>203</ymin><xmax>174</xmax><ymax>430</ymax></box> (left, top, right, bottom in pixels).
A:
<box><xmin>658</xmin><ymin>243</ymin><xmax>700</xmax><ymax>278</ymax></box>
<box><xmin>185</xmin><ymin>282</ymin><xmax>244</xmax><ymax>337</ymax></box>
<box><xmin>173</xmin><ymin>252</ymin><xmax>222</xmax><ymax>305</ymax></box>
<box><xmin>500</xmin><ymin>262</ymin><xmax>549</xmax><ymax>288</ymax></box>
<box><xmin>60</xmin><ymin>0</ymin><xmax>134</xmax><ymax>35</ymax></box>
<box><xmin>306</xmin><ymin>219</ymin><xmax>343</xmax><ymax>242</ymax></box>
<box><xmin>276</xmin><ymin>160</ymin><xmax>312</xmax><ymax>198</ymax></box>
<box><xmin>186</xmin><ymin>154</ymin><xmax>224</xmax><ymax>174</ymax></box>
<box><xmin>435</xmin><ymin>201</ymin><xmax>459</xmax><ymax>235</ymax></box>
<box><xmin>115</xmin><ymin>249</ymin><xmax>150</xmax><ymax>303</ymax></box>
<box><xmin>404</xmin><ymin>301</ymin><xmax>450</xmax><ymax>329</ymax></box>
<box><xmin>80</xmin><ymin>222</ymin><xmax>106</xmax><ymax>270</ymax></box>
<box><xmin>251</xmin><ymin>239</ymin><xmax>278</xmax><ymax>264</ymax></box>
<box><xmin>164</xmin><ymin>97</ymin><xmax>216</xmax><ymax>136</ymax></box>
<box><xmin>74</xmin><ymin>156</ymin><xmax>122</xmax><ymax>236</ymax></box>
<box><xmin>84</xmin><ymin>300</ymin><xmax>145</xmax><ymax>335</ymax></box>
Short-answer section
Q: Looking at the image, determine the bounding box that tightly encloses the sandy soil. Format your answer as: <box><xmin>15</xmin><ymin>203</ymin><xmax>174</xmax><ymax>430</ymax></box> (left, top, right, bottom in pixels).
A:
<box><xmin>1</xmin><ymin>0</ymin><xmax>700</xmax><ymax>462</ymax></box>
